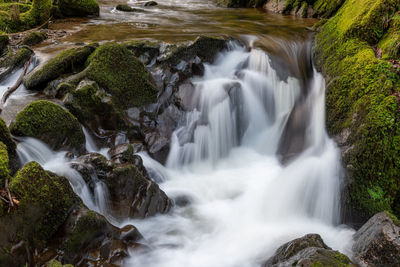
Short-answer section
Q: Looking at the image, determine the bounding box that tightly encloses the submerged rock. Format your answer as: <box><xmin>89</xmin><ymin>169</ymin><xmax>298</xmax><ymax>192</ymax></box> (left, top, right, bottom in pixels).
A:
<box><xmin>116</xmin><ymin>4</ymin><xmax>142</xmax><ymax>12</ymax></box>
<box><xmin>10</xmin><ymin>100</ymin><xmax>85</xmax><ymax>153</ymax></box>
<box><xmin>58</xmin><ymin>0</ymin><xmax>100</xmax><ymax>17</ymax></box>
<box><xmin>263</xmin><ymin>234</ymin><xmax>354</xmax><ymax>267</ymax></box>
<box><xmin>144</xmin><ymin>1</ymin><xmax>158</xmax><ymax>6</ymax></box>
<box><xmin>352</xmin><ymin>211</ymin><xmax>400</xmax><ymax>266</ymax></box>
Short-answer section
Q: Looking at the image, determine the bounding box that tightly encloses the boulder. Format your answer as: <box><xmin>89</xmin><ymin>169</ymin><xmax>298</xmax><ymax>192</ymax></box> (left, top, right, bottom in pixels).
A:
<box><xmin>85</xmin><ymin>43</ymin><xmax>158</xmax><ymax>109</ymax></box>
<box><xmin>116</xmin><ymin>4</ymin><xmax>142</xmax><ymax>12</ymax></box>
<box><xmin>58</xmin><ymin>0</ymin><xmax>99</xmax><ymax>17</ymax></box>
<box><xmin>24</xmin><ymin>45</ymin><xmax>95</xmax><ymax>91</ymax></box>
<box><xmin>144</xmin><ymin>1</ymin><xmax>158</xmax><ymax>6</ymax></box>
<box><xmin>0</xmin><ymin>161</ymin><xmax>78</xmax><ymax>266</ymax></box>
<box><xmin>263</xmin><ymin>234</ymin><xmax>354</xmax><ymax>267</ymax></box>
<box><xmin>21</xmin><ymin>31</ymin><xmax>47</xmax><ymax>46</ymax></box>
<box><xmin>10</xmin><ymin>100</ymin><xmax>85</xmax><ymax>153</ymax></box>
<box><xmin>352</xmin><ymin>211</ymin><xmax>400</xmax><ymax>266</ymax></box>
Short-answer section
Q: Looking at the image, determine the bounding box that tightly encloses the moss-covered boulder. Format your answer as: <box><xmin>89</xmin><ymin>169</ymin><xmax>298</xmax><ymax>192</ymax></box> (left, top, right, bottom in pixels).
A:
<box><xmin>10</xmin><ymin>100</ymin><xmax>85</xmax><ymax>153</ymax></box>
<box><xmin>263</xmin><ymin>234</ymin><xmax>354</xmax><ymax>266</ymax></box>
<box><xmin>46</xmin><ymin>260</ymin><xmax>74</xmax><ymax>267</ymax></box>
<box><xmin>116</xmin><ymin>4</ymin><xmax>142</xmax><ymax>12</ymax></box>
<box><xmin>85</xmin><ymin>43</ymin><xmax>158</xmax><ymax>109</ymax></box>
<box><xmin>0</xmin><ymin>161</ymin><xmax>78</xmax><ymax>266</ymax></box>
<box><xmin>21</xmin><ymin>31</ymin><xmax>47</xmax><ymax>46</ymax></box>
<box><xmin>0</xmin><ymin>117</ymin><xmax>18</xmax><ymax>173</ymax></box>
<box><xmin>0</xmin><ymin>33</ymin><xmax>8</xmax><ymax>54</ymax></box>
<box><xmin>378</xmin><ymin>13</ymin><xmax>400</xmax><ymax>60</ymax></box>
<box><xmin>58</xmin><ymin>0</ymin><xmax>99</xmax><ymax>17</ymax></box>
<box><xmin>63</xmin><ymin>79</ymin><xmax>126</xmax><ymax>131</ymax></box>
<box><xmin>24</xmin><ymin>45</ymin><xmax>95</xmax><ymax>91</ymax></box>
<box><xmin>314</xmin><ymin>0</ymin><xmax>400</xmax><ymax>221</ymax></box>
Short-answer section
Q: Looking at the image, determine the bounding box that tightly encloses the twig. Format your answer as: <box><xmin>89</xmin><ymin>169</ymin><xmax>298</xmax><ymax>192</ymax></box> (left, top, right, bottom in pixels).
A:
<box><xmin>2</xmin><ymin>56</ymin><xmax>33</xmax><ymax>104</ymax></box>
<box><xmin>0</xmin><ymin>195</ymin><xmax>9</xmax><ymax>203</ymax></box>
<box><xmin>5</xmin><ymin>178</ymin><xmax>13</xmax><ymax>208</ymax></box>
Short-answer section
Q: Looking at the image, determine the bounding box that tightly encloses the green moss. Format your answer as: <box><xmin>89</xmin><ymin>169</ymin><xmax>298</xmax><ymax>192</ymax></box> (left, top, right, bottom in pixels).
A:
<box><xmin>378</xmin><ymin>14</ymin><xmax>400</xmax><ymax>60</ymax></box>
<box><xmin>384</xmin><ymin>210</ymin><xmax>400</xmax><ymax>226</ymax></box>
<box><xmin>0</xmin><ymin>33</ymin><xmax>8</xmax><ymax>53</ymax></box>
<box><xmin>116</xmin><ymin>4</ymin><xmax>141</xmax><ymax>12</ymax></box>
<box><xmin>24</xmin><ymin>45</ymin><xmax>95</xmax><ymax>90</ymax></box>
<box><xmin>86</xmin><ymin>43</ymin><xmax>157</xmax><ymax>109</ymax></box>
<box><xmin>10</xmin><ymin>100</ymin><xmax>85</xmax><ymax>152</ymax></box>
<box><xmin>46</xmin><ymin>260</ymin><xmax>74</xmax><ymax>267</ymax></box>
<box><xmin>0</xmin><ymin>3</ymin><xmax>31</xmax><ymax>13</ymax></box>
<box><xmin>315</xmin><ymin>0</ymin><xmax>400</xmax><ymax>218</ymax></box>
<box><xmin>58</xmin><ymin>0</ymin><xmax>99</xmax><ymax>17</ymax></box>
<box><xmin>21</xmin><ymin>31</ymin><xmax>46</xmax><ymax>46</ymax></box>
<box><xmin>0</xmin><ymin>142</ymin><xmax>9</xmax><ymax>185</ymax></box>
<box><xmin>10</xmin><ymin>161</ymin><xmax>77</xmax><ymax>244</ymax></box>
<box><xmin>0</xmin><ymin>47</ymin><xmax>32</xmax><ymax>69</ymax></box>
<box><xmin>312</xmin><ymin>0</ymin><xmax>344</xmax><ymax>18</ymax></box>
<box><xmin>62</xmin><ymin>210</ymin><xmax>108</xmax><ymax>255</ymax></box>
<box><xmin>0</xmin><ymin>118</ymin><xmax>17</xmax><ymax>173</ymax></box>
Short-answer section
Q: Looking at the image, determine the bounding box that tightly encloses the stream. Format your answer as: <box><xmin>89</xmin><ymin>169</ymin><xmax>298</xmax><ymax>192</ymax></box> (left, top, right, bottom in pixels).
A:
<box><xmin>1</xmin><ymin>0</ymin><xmax>355</xmax><ymax>266</ymax></box>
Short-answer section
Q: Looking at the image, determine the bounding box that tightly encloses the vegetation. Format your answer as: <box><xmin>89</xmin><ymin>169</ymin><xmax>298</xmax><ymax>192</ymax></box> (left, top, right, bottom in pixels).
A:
<box><xmin>21</xmin><ymin>30</ymin><xmax>46</xmax><ymax>46</ymax></box>
<box><xmin>10</xmin><ymin>100</ymin><xmax>85</xmax><ymax>152</ymax></box>
<box><xmin>314</xmin><ymin>0</ymin><xmax>400</xmax><ymax>218</ymax></box>
<box><xmin>86</xmin><ymin>43</ymin><xmax>158</xmax><ymax>109</ymax></box>
<box><xmin>58</xmin><ymin>0</ymin><xmax>99</xmax><ymax>17</ymax></box>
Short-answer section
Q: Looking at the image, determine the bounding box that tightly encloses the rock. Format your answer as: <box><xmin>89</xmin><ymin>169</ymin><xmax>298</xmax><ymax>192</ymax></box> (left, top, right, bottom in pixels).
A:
<box><xmin>51</xmin><ymin>206</ymin><xmax>142</xmax><ymax>265</ymax></box>
<box><xmin>85</xmin><ymin>43</ymin><xmax>158</xmax><ymax>109</ymax></box>
<box><xmin>10</xmin><ymin>100</ymin><xmax>86</xmax><ymax>153</ymax></box>
<box><xmin>59</xmin><ymin>0</ymin><xmax>100</xmax><ymax>17</ymax></box>
<box><xmin>21</xmin><ymin>31</ymin><xmax>47</xmax><ymax>46</ymax></box>
<box><xmin>24</xmin><ymin>45</ymin><xmax>95</xmax><ymax>91</ymax></box>
<box><xmin>124</xmin><ymin>40</ymin><xmax>161</xmax><ymax>65</ymax></box>
<box><xmin>0</xmin><ymin>117</ymin><xmax>18</xmax><ymax>173</ymax></box>
<box><xmin>63</xmin><ymin>79</ymin><xmax>126</xmax><ymax>131</ymax></box>
<box><xmin>45</xmin><ymin>260</ymin><xmax>74</xmax><ymax>267</ymax></box>
<box><xmin>116</xmin><ymin>4</ymin><xmax>142</xmax><ymax>12</ymax></box>
<box><xmin>352</xmin><ymin>211</ymin><xmax>400</xmax><ymax>266</ymax></box>
<box><xmin>0</xmin><ymin>161</ymin><xmax>78</xmax><ymax>266</ymax></box>
<box><xmin>0</xmin><ymin>47</ymin><xmax>32</xmax><ymax>81</ymax></box>
<box><xmin>144</xmin><ymin>1</ymin><xmax>158</xmax><ymax>6</ymax></box>
<box><xmin>263</xmin><ymin>234</ymin><xmax>354</xmax><ymax>267</ymax></box>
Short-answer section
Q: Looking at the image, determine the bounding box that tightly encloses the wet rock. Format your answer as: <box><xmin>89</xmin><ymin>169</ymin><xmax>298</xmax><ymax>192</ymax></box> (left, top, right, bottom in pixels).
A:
<box><xmin>24</xmin><ymin>45</ymin><xmax>95</xmax><ymax>91</ymax></box>
<box><xmin>263</xmin><ymin>234</ymin><xmax>354</xmax><ymax>267</ymax></box>
<box><xmin>21</xmin><ymin>31</ymin><xmax>47</xmax><ymax>46</ymax></box>
<box><xmin>0</xmin><ymin>162</ymin><xmax>78</xmax><ymax>266</ymax></box>
<box><xmin>144</xmin><ymin>1</ymin><xmax>158</xmax><ymax>6</ymax></box>
<box><xmin>59</xmin><ymin>0</ymin><xmax>100</xmax><ymax>17</ymax></box>
<box><xmin>10</xmin><ymin>100</ymin><xmax>86</xmax><ymax>153</ymax></box>
<box><xmin>124</xmin><ymin>40</ymin><xmax>161</xmax><ymax>65</ymax></box>
<box><xmin>53</xmin><ymin>206</ymin><xmax>142</xmax><ymax>265</ymax></box>
<box><xmin>116</xmin><ymin>4</ymin><xmax>142</xmax><ymax>12</ymax></box>
<box><xmin>175</xmin><ymin>82</ymin><xmax>196</xmax><ymax>110</ymax></box>
<box><xmin>352</xmin><ymin>211</ymin><xmax>400</xmax><ymax>266</ymax></box>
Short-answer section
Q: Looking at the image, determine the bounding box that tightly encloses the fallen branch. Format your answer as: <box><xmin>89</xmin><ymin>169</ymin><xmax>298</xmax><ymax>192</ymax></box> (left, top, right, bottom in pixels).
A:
<box><xmin>2</xmin><ymin>56</ymin><xmax>33</xmax><ymax>104</ymax></box>
<box><xmin>5</xmin><ymin>178</ymin><xmax>13</xmax><ymax>208</ymax></box>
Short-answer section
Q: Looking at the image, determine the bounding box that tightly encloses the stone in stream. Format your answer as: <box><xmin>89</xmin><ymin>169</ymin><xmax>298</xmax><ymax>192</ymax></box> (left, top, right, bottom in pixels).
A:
<box><xmin>144</xmin><ymin>1</ymin><xmax>158</xmax><ymax>6</ymax></box>
<box><xmin>10</xmin><ymin>100</ymin><xmax>86</xmax><ymax>154</ymax></box>
<box><xmin>352</xmin><ymin>211</ymin><xmax>400</xmax><ymax>267</ymax></box>
<box><xmin>72</xmin><ymin>147</ymin><xmax>171</xmax><ymax>219</ymax></box>
<box><xmin>58</xmin><ymin>0</ymin><xmax>100</xmax><ymax>17</ymax></box>
<box><xmin>116</xmin><ymin>4</ymin><xmax>143</xmax><ymax>12</ymax></box>
<box><xmin>263</xmin><ymin>234</ymin><xmax>354</xmax><ymax>267</ymax></box>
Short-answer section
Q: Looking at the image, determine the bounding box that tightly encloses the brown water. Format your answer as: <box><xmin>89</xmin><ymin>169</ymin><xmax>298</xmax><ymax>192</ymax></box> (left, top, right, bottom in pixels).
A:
<box><xmin>36</xmin><ymin>0</ymin><xmax>317</xmax><ymax>55</ymax></box>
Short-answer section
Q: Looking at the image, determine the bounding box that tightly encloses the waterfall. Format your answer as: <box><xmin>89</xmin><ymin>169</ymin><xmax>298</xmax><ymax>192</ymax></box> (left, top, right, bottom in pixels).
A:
<box><xmin>124</xmin><ymin>43</ymin><xmax>355</xmax><ymax>267</ymax></box>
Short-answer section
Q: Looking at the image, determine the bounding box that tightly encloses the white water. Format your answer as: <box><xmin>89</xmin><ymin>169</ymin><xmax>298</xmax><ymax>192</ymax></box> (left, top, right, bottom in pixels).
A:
<box><xmin>123</xmin><ymin>45</ymin><xmax>355</xmax><ymax>266</ymax></box>
<box><xmin>10</xmin><ymin>40</ymin><xmax>355</xmax><ymax>266</ymax></box>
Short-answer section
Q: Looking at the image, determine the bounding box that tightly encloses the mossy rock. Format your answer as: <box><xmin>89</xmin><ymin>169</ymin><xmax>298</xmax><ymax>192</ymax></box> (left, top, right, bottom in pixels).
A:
<box><xmin>0</xmin><ymin>142</ymin><xmax>9</xmax><ymax>185</ymax></box>
<box><xmin>21</xmin><ymin>31</ymin><xmax>47</xmax><ymax>46</ymax></box>
<box><xmin>378</xmin><ymin>14</ymin><xmax>400</xmax><ymax>60</ymax></box>
<box><xmin>63</xmin><ymin>79</ymin><xmax>126</xmax><ymax>131</ymax></box>
<box><xmin>0</xmin><ymin>117</ymin><xmax>18</xmax><ymax>173</ymax></box>
<box><xmin>59</xmin><ymin>0</ymin><xmax>99</xmax><ymax>17</ymax></box>
<box><xmin>314</xmin><ymin>0</ymin><xmax>400</xmax><ymax>219</ymax></box>
<box><xmin>10</xmin><ymin>100</ymin><xmax>85</xmax><ymax>153</ymax></box>
<box><xmin>116</xmin><ymin>4</ymin><xmax>142</xmax><ymax>12</ymax></box>
<box><xmin>216</xmin><ymin>0</ymin><xmax>266</xmax><ymax>8</ymax></box>
<box><xmin>85</xmin><ymin>43</ymin><xmax>158</xmax><ymax>109</ymax></box>
<box><xmin>24</xmin><ymin>45</ymin><xmax>95</xmax><ymax>91</ymax></box>
<box><xmin>8</xmin><ymin>161</ymin><xmax>77</xmax><ymax>245</ymax></box>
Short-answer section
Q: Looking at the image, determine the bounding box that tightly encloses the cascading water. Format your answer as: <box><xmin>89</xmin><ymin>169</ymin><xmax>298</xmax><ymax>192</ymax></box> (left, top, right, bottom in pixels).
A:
<box><xmin>123</xmin><ymin>42</ymin><xmax>355</xmax><ymax>266</ymax></box>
